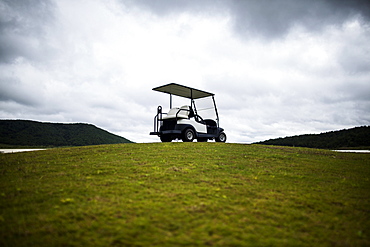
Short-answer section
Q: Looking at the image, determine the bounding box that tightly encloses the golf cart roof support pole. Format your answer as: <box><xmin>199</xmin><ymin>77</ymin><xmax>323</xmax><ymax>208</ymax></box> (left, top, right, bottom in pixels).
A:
<box><xmin>212</xmin><ymin>95</ymin><xmax>219</xmax><ymax>127</ymax></box>
<box><xmin>170</xmin><ymin>93</ymin><xmax>172</xmax><ymax>109</ymax></box>
<box><xmin>190</xmin><ymin>89</ymin><xmax>198</xmax><ymax>115</ymax></box>
<box><xmin>192</xmin><ymin>99</ymin><xmax>198</xmax><ymax>115</ymax></box>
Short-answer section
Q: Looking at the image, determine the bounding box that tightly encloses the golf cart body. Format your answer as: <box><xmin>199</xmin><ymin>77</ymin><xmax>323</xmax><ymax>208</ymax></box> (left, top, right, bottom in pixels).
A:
<box><xmin>149</xmin><ymin>83</ymin><xmax>226</xmax><ymax>142</ymax></box>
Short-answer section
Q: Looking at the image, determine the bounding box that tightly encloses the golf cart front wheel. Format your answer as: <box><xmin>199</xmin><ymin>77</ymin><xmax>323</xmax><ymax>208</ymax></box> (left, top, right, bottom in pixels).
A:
<box><xmin>182</xmin><ymin>129</ymin><xmax>195</xmax><ymax>142</ymax></box>
<box><xmin>216</xmin><ymin>132</ymin><xmax>227</xmax><ymax>142</ymax></box>
<box><xmin>160</xmin><ymin>135</ymin><xmax>172</xmax><ymax>142</ymax></box>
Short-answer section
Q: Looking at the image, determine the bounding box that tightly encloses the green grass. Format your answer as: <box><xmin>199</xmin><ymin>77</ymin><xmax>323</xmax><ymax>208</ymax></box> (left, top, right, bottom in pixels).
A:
<box><xmin>1</xmin><ymin>143</ymin><xmax>369</xmax><ymax>246</ymax></box>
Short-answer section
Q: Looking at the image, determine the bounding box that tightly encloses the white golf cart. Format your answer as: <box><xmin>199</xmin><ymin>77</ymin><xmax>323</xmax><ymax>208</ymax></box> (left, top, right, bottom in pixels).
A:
<box><xmin>149</xmin><ymin>83</ymin><xmax>226</xmax><ymax>142</ymax></box>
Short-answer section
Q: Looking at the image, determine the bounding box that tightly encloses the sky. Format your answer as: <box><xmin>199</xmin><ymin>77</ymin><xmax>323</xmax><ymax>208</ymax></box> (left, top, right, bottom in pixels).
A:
<box><xmin>1</xmin><ymin>0</ymin><xmax>370</xmax><ymax>143</ymax></box>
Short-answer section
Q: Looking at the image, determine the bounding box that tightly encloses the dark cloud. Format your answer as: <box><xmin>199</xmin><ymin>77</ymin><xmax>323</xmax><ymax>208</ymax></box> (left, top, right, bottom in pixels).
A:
<box><xmin>0</xmin><ymin>0</ymin><xmax>55</xmax><ymax>63</ymax></box>
<box><xmin>337</xmin><ymin>41</ymin><xmax>370</xmax><ymax>74</ymax></box>
<box><xmin>124</xmin><ymin>0</ymin><xmax>370</xmax><ymax>39</ymax></box>
<box><xmin>230</xmin><ymin>0</ymin><xmax>370</xmax><ymax>38</ymax></box>
<box><xmin>124</xmin><ymin>0</ymin><xmax>225</xmax><ymax>15</ymax></box>
<box><xmin>0</xmin><ymin>77</ymin><xmax>40</xmax><ymax>106</ymax></box>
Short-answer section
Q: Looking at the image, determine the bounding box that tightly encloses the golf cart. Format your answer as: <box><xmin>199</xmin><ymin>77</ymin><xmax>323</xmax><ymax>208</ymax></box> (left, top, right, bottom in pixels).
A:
<box><xmin>149</xmin><ymin>83</ymin><xmax>226</xmax><ymax>142</ymax></box>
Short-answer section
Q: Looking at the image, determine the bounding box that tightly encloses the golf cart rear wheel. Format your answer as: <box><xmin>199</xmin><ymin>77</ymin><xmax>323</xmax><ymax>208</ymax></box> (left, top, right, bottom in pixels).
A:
<box><xmin>160</xmin><ymin>135</ymin><xmax>172</xmax><ymax>142</ymax></box>
<box><xmin>182</xmin><ymin>129</ymin><xmax>195</xmax><ymax>142</ymax></box>
<box><xmin>216</xmin><ymin>132</ymin><xmax>226</xmax><ymax>142</ymax></box>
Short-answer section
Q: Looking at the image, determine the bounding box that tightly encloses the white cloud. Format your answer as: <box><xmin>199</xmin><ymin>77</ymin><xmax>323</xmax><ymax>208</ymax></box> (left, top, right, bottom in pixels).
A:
<box><xmin>0</xmin><ymin>0</ymin><xmax>369</xmax><ymax>143</ymax></box>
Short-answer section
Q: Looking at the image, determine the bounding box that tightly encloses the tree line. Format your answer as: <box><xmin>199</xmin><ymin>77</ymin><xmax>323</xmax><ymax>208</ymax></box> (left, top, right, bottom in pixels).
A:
<box><xmin>255</xmin><ymin>126</ymin><xmax>370</xmax><ymax>149</ymax></box>
<box><xmin>0</xmin><ymin>120</ymin><xmax>133</xmax><ymax>147</ymax></box>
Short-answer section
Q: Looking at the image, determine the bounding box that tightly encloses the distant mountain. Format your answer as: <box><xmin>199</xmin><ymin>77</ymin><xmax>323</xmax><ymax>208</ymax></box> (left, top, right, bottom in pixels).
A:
<box><xmin>0</xmin><ymin>120</ymin><xmax>133</xmax><ymax>147</ymax></box>
<box><xmin>255</xmin><ymin>126</ymin><xmax>370</xmax><ymax>149</ymax></box>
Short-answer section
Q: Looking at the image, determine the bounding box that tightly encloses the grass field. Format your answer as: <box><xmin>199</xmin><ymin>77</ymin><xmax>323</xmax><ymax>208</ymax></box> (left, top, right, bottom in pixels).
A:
<box><xmin>1</xmin><ymin>143</ymin><xmax>369</xmax><ymax>246</ymax></box>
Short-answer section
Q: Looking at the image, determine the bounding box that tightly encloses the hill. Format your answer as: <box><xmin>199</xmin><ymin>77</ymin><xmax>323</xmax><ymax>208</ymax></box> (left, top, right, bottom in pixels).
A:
<box><xmin>0</xmin><ymin>143</ymin><xmax>369</xmax><ymax>246</ymax></box>
<box><xmin>255</xmin><ymin>126</ymin><xmax>370</xmax><ymax>149</ymax></box>
<box><xmin>0</xmin><ymin>119</ymin><xmax>133</xmax><ymax>147</ymax></box>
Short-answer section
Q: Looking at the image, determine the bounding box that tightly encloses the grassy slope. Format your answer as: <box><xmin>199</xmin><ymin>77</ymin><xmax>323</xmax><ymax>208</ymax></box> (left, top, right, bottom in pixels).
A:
<box><xmin>0</xmin><ymin>143</ymin><xmax>369</xmax><ymax>246</ymax></box>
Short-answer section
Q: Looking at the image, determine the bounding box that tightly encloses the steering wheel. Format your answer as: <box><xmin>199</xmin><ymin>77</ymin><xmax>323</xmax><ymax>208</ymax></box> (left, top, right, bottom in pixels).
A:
<box><xmin>194</xmin><ymin>114</ymin><xmax>204</xmax><ymax>124</ymax></box>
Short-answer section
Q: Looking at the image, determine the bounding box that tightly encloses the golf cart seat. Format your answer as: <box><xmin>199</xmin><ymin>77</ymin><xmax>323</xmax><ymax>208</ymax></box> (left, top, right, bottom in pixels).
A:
<box><xmin>204</xmin><ymin>119</ymin><xmax>217</xmax><ymax>126</ymax></box>
<box><xmin>162</xmin><ymin>105</ymin><xmax>191</xmax><ymax>119</ymax></box>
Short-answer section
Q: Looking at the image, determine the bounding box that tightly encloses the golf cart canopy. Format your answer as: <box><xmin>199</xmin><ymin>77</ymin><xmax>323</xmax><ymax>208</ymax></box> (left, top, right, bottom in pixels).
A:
<box><xmin>152</xmin><ymin>83</ymin><xmax>214</xmax><ymax>99</ymax></box>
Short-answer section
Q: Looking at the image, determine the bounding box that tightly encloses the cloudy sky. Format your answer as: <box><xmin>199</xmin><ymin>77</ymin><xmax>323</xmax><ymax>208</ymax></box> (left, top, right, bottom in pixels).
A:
<box><xmin>1</xmin><ymin>0</ymin><xmax>369</xmax><ymax>143</ymax></box>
